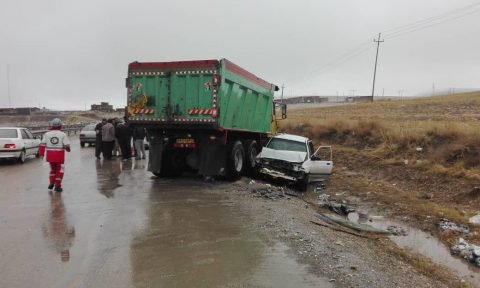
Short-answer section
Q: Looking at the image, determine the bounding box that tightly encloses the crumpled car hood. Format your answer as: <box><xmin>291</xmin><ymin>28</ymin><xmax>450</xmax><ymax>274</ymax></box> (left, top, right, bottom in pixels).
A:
<box><xmin>257</xmin><ymin>147</ymin><xmax>306</xmax><ymax>163</ymax></box>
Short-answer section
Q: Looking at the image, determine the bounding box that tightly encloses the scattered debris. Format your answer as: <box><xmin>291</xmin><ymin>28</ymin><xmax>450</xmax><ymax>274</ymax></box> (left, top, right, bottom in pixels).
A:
<box><xmin>247</xmin><ymin>181</ymin><xmax>302</xmax><ymax>200</ymax></box>
<box><xmin>317</xmin><ymin>194</ymin><xmax>355</xmax><ymax>216</ymax></box>
<box><xmin>386</xmin><ymin>225</ymin><xmax>408</xmax><ymax>236</ymax></box>
<box><xmin>438</xmin><ymin>218</ymin><xmax>470</xmax><ymax>234</ymax></box>
<box><xmin>310</xmin><ymin>220</ymin><xmax>373</xmax><ymax>239</ymax></box>
<box><xmin>317</xmin><ymin>213</ymin><xmax>391</xmax><ymax>235</ymax></box>
<box><xmin>203</xmin><ymin>176</ymin><xmax>215</xmax><ymax>183</ymax></box>
<box><xmin>313</xmin><ymin>182</ymin><xmax>326</xmax><ymax>193</ymax></box>
<box><xmin>469</xmin><ymin>214</ymin><xmax>480</xmax><ymax>225</ymax></box>
<box><xmin>357</xmin><ymin>209</ymin><xmax>369</xmax><ymax>222</ymax></box>
<box><xmin>451</xmin><ymin>238</ymin><xmax>480</xmax><ymax>267</ymax></box>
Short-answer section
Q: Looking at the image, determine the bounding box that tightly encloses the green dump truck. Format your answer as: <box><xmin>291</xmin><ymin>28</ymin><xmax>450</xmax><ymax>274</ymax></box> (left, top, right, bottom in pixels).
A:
<box><xmin>126</xmin><ymin>59</ymin><xmax>286</xmax><ymax>179</ymax></box>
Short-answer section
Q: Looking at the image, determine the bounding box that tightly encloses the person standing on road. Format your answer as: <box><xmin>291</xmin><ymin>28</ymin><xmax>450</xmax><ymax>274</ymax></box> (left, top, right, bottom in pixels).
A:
<box><xmin>94</xmin><ymin>119</ymin><xmax>106</xmax><ymax>159</ymax></box>
<box><xmin>101</xmin><ymin>119</ymin><xmax>115</xmax><ymax>160</ymax></box>
<box><xmin>113</xmin><ymin>117</ymin><xmax>121</xmax><ymax>157</ymax></box>
<box><xmin>39</xmin><ymin>118</ymin><xmax>71</xmax><ymax>193</ymax></box>
<box><xmin>133</xmin><ymin>126</ymin><xmax>146</xmax><ymax>160</ymax></box>
<box><xmin>115</xmin><ymin>118</ymin><xmax>133</xmax><ymax>161</ymax></box>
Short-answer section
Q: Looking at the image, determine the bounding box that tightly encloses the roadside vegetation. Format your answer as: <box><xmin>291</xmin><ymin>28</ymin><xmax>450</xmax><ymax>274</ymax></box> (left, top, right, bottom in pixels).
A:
<box><xmin>281</xmin><ymin>92</ymin><xmax>480</xmax><ymax>240</ymax></box>
<box><xmin>282</xmin><ymin>92</ymin><xmax>480</xmax><ymax>179</ymax></box>
<box><xmin>281</xmin><ymin>92</ymin><xmax>480</xmax><ymax>285</ymax></box>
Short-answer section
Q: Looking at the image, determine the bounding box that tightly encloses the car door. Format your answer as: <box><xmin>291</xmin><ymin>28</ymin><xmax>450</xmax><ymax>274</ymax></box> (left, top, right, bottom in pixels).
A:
<box><xmin>20</xmin><ymin>129</ymin><xmax>33</xmax><ymax>156</ymax></box>
<box><xmin>302</xmin><ymin>146</ymin><xmax>333</xmax><ymax>182</ymax></box>
<box><xmin>25</xmin><ymin>129</ymin><xmax>39</xmax><ymax>155</ymax></box>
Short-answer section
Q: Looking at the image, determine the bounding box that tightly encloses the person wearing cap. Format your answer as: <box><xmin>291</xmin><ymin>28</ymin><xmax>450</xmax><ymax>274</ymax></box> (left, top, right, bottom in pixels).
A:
<box><xmin>39</xmin><ymin>118</ymin><xmax>71</xmax><ymax>192</ymax></box>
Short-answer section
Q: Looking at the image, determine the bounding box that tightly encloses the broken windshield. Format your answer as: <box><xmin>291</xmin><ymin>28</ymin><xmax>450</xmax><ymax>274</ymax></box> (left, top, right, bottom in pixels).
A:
<box><xmin>267</xmin><ymin>138</ymin><xmax>306</xmax><ymax>153</ymax></box>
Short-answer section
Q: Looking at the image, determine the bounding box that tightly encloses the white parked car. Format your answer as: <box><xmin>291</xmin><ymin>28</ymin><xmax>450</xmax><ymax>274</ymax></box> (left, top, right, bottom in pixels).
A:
<box><xmin>80</xmin><ymin>123</ymin><xmax>97</xmax><ymax>147</ymax></box>
<box><xmin>255</xmin><ymin>133</ymin><xmax>333</xmax><ymax>191</ymax></box>
<box><xmin>0</xmin><ymin>127</ymin><xmax>41</xmax><ymax>163</ymax></box>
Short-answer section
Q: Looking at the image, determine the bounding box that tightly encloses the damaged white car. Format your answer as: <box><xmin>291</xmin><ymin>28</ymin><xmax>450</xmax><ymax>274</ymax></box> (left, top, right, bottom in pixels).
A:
<box><xmin>255</xmin><ymin>134</ymin><xmax>333</xmax><ymax>191</ymax></box>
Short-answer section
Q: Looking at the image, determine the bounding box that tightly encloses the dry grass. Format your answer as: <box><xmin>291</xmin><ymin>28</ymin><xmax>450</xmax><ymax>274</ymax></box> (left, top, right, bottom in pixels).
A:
<box><xmin>284</xmin><ymin>93</ymin><xmax>480</xmax><ymax>282</ymax></box>
<box><xmin>281</xmin><ymin>92</ymin><xmax>480</xmax><ymax>178</ymax></box>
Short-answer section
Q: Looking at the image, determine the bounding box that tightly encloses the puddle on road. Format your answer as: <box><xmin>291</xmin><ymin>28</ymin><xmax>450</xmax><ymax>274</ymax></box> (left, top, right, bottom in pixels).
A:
<box><xmin>348</xmin><ymin>212</ymin><xmax>480</xmax><ymax>284</ymax></box>
<box><xmin>130</xmin><ymin>179</ymin><xmax>332</xmax><ymax>288</ymax></box>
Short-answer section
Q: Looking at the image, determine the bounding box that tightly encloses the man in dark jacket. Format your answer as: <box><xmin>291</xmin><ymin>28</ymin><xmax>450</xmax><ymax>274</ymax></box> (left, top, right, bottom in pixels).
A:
<box><xmin>94</xmin><ymin>119</ymin><xmax>106</xmax><ymax>159</ymax></box>
<box><xmin>133</xmin><ymin>126</ymin><xmax>146</xmax><ymax>160</ymax></box>
<box><xmin>101</xmin><ymin>119</ymin><xmax>115</xmax><ymax>160</ymax></box>
<box><xmin>115</xmin><ymin>120</ymin><xmax>133</xmax><ymax>161</ymax></box>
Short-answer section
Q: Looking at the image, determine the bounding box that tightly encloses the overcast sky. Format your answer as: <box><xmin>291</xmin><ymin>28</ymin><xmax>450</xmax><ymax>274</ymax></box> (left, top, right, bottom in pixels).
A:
<box><xmin>0</xmin><ymin>0</ymin><xmax>479</xmax><ymax>110</ymax></box>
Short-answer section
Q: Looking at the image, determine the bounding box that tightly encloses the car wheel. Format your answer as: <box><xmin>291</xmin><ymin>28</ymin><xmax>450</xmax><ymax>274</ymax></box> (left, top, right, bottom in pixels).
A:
<box><xmin>18</xmin><ymin>150</ymin><xmax>26</xmax><ymax>164</ymax></box>
<box><xmin>80</xmin><ymin>142</ymin><xmax>85</xmax><ymax>148</ymax></box>
<box><xmin>297</xmin><ymin>174</ymin><xmax>309</xmax><ymax>192</ymax></box>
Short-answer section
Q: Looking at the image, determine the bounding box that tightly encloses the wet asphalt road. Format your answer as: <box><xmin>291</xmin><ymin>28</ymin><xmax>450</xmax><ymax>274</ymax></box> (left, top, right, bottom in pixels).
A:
<box><xmin>0</xmin><ymin>137</ymin><xmax>332</xmax><ymax>288</ymax></box>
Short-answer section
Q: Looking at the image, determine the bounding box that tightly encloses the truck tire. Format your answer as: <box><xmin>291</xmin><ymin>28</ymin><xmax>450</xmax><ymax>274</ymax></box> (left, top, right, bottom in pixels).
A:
<box><xmin>226</xmin><ymin>140</ymin><xmax>245</xmax><ymax>181</ymax></box>
<box><xmin>244</xmin><ymin>140</ymin><xmax>259</xmax><ymax>176</ymax></box>
<box><xmin>80</xmin><ymin>142</ymin><xmax>85</xmax><ymax>148</ymax></box>
<box><xmin>163</xmin><ymin>151</ymin><xmax>185</xmax><ymax>177</ymax></box>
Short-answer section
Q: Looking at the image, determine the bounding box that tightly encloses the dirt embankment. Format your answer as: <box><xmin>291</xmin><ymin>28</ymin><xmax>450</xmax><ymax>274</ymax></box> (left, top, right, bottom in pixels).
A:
<box><xmin>217</xmin><ymin>179</ymin><xmax>469</xmax><ymax>288</ymax></box>
<box><xmin>0</xmin><ymin>111</ymin><xmax>123</xmax><ymax>127</ymax></box>
<box><xmin>273</xmin><ymin>92</ymin><xmax>480</xmax><ymax>286</ymax></box>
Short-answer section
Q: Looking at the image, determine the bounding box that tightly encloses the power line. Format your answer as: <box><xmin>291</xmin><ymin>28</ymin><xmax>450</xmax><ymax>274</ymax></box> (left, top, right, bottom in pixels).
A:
<box><xmin>285</xmin><ymin>36</ymin><xmax>376</xmax><ymax>82</ymax></box>
<box><xmin>383</xmin><ymin>2</ymin><xmax>480</xmax><ymax>39</ymax></box>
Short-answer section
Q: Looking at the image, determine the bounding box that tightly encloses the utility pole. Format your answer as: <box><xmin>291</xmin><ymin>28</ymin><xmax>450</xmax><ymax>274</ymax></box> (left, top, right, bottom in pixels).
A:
<box><xmin>432</xmin><ymin>82</ymin><xmax>435</xmax><ymax>96</ymax></box>
<box><xmin>7</xmin><ymin>64</ymin><xmax>11</xmax><ymax>108</ymax></box>
<box><xmin>371</xmin><ymin>33</ymin><xmax>384</xmax><ymax>102</ymax></box>
<box><xmin>281</xmin><ymin>84</ymin><xmax>285</xmax><ymax>103</ymax></box>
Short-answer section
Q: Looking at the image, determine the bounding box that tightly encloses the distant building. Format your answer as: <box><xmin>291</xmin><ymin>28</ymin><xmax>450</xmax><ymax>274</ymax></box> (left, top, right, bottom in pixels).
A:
<box><xmin>91</xmin><ymin>102</ymin><xmax>113</xmax><ymax>112</ymax></box>
<box><xmin>346</xmin><ymin>96</ymin><xmax>372</xmax><ymax>103</ymax></box>
<box><xmin>115</xmin><ymin>108</ymin><xmax>125</xmax><ymax>113</ymax></box>
<box><xmin>281</xmin><ymin>96</ymin><xmax>329</xmax><ymax>104</ymax></box>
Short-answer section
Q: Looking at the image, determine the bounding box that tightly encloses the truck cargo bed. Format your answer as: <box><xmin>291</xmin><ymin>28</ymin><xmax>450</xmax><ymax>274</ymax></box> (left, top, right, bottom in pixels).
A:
<box><xmin>127</xmin><ymin>59</ymin><xmax>277</xmax><ymax>134</ymax></box>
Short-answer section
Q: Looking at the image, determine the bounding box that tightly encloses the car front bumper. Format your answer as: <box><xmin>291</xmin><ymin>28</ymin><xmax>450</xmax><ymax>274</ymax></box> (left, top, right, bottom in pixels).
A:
<box><xmin>79</xmin><ymin>137</ymin><xmax>96</xmax><ymax>143</ymax></box>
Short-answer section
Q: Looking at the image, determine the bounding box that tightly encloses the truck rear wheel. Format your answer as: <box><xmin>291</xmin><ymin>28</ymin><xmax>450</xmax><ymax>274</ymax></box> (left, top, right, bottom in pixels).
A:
<box><xmin>163</xmin><ymin>151</ymin><xmax>185</xmax><ymax>177</ymax></box>
<box><xmin>244</xmin><ymin>140</ymin><xmax>259</xmax><ymax>176</ymax></box>
<box><xmin>226</xmin><ymin>140</ymin><xmax>245</xmax><ymax>181</ymax></box>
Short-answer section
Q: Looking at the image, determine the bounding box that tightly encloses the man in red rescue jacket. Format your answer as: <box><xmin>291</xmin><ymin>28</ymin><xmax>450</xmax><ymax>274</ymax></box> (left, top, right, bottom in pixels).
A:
<box><xmin>39</xmin><ymin>118</ymin><xmax>71</xmax><ymax>192</ymax></box>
